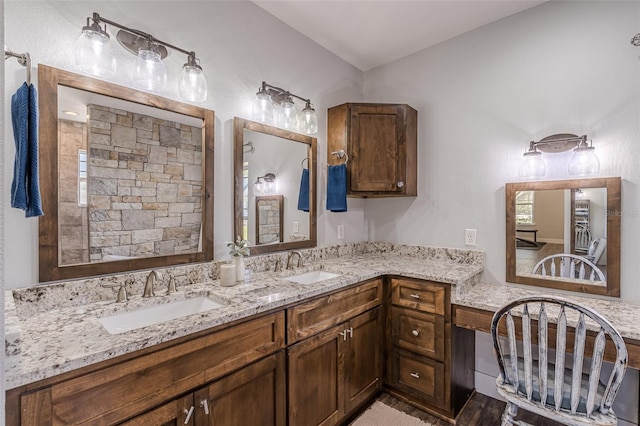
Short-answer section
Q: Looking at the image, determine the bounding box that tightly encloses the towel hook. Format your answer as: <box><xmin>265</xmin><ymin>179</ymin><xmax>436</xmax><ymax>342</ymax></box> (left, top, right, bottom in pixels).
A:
<box><xmin>301</xmin><ymin>157</ymin><xmax>309</xmax><ymax>169</ymax></box>
<box><xmin>4</xmin><ymin>49</ymin><xmax>31</xmax><ymax>85</ymax></box>
<box><xmin>331</xmin><ymin>150</ymin><xmax>349</xmax><ymax>165</ymax></box>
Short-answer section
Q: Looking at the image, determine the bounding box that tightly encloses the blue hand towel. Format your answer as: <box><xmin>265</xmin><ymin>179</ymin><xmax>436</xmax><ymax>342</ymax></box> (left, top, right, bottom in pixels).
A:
<box><xmin>297</xmin><ymin>168</ymin><xmax>310</xmax><ymax>212</ymax></box>
<box><xmin>326</xmin><ymin>164</ymin><xmax>347</xmax><ymax>212</ymax></box>
<box><xmin>11</xmin><ymin>83</ymin><xmax>43</xmax><ymax>218</ymax></box>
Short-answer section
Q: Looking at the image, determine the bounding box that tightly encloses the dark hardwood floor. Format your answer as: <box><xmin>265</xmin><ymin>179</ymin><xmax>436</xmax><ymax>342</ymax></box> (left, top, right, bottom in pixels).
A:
<box><xmin>375</xmin><ymin>392</ymin><xmax>565</xmax><ymax>425</ymax></box>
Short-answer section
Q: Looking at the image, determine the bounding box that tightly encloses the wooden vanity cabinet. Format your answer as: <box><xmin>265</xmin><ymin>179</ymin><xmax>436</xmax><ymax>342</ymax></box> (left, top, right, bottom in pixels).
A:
<box><xmin>287</xmin><ymin>280</ymin><xmax>383</xmax><ymax>426</ymax></box>
<box><xmin>8</xmin><ymin>312</ymin><xmax>285</xmax><ymax>426</ymax></box>
<box><xmin>385</xmin><ymin>278</ymin><xmax>475</xmax><ymax>421</ymax></box>
<box><xmin>327</xmin><ymin>103</ymin><xmax>417</xmax><ymax>198</ymax></box>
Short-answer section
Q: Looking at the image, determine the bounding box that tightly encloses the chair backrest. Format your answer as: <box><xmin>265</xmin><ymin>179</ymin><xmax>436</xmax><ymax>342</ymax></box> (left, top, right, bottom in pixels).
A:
<box><xmin>532</xmin><ymin>253</ymin><xmax>605</xmax><ymax>281</ymax></box>
<box><xmin>586</xmin><ymin>238</ymin><xmax>607</xmax><ymax>265</ymax></box>
<box><xmin>574</xmin><ymin>225</ymin><xmax>591</xmax><ymax>253</ymax></box>
<box><xmin>491</xmin><ymin>296</ymin><xmax>627</xmax><ymax>419</ymax></box>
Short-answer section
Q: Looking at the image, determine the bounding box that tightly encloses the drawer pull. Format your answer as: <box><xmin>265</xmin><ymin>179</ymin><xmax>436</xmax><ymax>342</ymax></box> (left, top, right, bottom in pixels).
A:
<box><xmin>339</xmin><ymin>330</ymin><xmax>347</xmax><ymax>341</ymax></box>
<box><xmin>347</xmin><ymin>327</ymin><xmax>353</xmax><ymax>338</ymax></box>
<box><xmin>410</xmin><ymin>294</ymin><xmax>420</xmax><ymax>299</ymax></box>
<box><xmin>200</xmin><ymin>399</ymin><xmax>209</xmax><ymax>415</ymax></box>
<box><xmin>412</xmin><ymin>329</ymin><xmax>419</xmax><ymax>337</ymax></box>
<box><xmin>410</xmin><ymin>372</ymin><xmax>420</xmax><ymax>379</ymax></box>
<box><xmin>184</xmin><ymin>406</ymin><xmax>194</xmax><ymax>424</ymax></box>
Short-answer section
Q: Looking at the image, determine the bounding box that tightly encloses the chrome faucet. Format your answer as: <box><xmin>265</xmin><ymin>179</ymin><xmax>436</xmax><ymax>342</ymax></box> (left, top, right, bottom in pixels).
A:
<box><xmin>143</xmin><ymin>270</ymin><xmax>163</xmax><ymax>298</ymax></box>
<box><xmin>286</xmin><ymin>251</ymin><xmax>304</xmax><ymax>270</ymax></box>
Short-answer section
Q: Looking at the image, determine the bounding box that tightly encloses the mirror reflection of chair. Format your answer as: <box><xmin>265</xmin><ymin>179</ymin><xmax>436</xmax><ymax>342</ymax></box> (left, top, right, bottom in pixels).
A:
<box><xmin>584</xmin><ymin>238</ymin><xmax>607</xmax><ymax>265</ymax></box>
<box><xmin>491</xmin><ymin>296</ymin><xmax>628</xmax><ymax>426</ymax></box>
<box><xmin>532</xmin><ymin>254</ymin><xmax>605</xmax><ymax>282</ymax></box>
<box><xmin>575</xmin><ymin>224</ymin><xmax>592</xmax><ymax>255</ymax></box>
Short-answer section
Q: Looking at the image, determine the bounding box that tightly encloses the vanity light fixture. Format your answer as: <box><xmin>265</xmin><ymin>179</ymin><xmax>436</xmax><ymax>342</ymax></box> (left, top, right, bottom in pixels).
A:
<box><xmin>251</xmin><ymin>81</ymin><xmax>318</xmax><ymax>135</ymax></box>
<box><xmin>519</xmin><ymin>134</ymin><xmax>600</xmax><ymax>179</ymax></box>
<box><xmin>75</xmin><ymin>12</ymin><xmax>208</xmax><ymax>102</ymax></box>
<box><xmin>253</xmin><ymin>173</ymin><xmax>276</xmax><ymax>196</ymax></box>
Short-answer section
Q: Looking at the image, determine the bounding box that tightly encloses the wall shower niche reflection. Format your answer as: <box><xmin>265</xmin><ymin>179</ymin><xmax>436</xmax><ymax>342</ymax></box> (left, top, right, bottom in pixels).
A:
<box><xmin>506</xmin><ymin>177</ymin><xmax>621</xmax><ymax>297</ymax></box>
<box><xmin>39</xmin><ymin>65</ymin><xmax>214</xmax><ymax>282</ymax></box>
<box><xmin>234</xmin><ymin>118</ymin><xmax>316</xmax><ymax>255</ymax></box>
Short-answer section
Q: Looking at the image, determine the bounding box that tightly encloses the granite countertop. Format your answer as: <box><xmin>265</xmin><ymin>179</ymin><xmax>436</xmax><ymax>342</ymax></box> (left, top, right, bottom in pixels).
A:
<box><xmin>452</xmin><ymin>282</ymin><xmax>640</xmax><ymax>341</ymax></box>
<box><xmin>5</xmin><ymin>247</ymin><xmax>484</xmax><ymax>390</ymax></box>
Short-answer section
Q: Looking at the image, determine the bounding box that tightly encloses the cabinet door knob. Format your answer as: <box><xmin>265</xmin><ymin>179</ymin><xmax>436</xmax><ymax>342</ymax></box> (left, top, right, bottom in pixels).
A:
<box><xmin>397</xmin><ymin>181</ymin><xmax>404</xmax><ymax>188</ymax></box>
<box><xmin>200</xmin><ymin>399</ymin><xmax>210</xmax><ymax>415</ymax></box>
<box><xmin>410</xmin><ymin>294</ymin><xmax>420</xmax><ymax>299</ymax></box>
<box><xmin>412</xmin><ymin>329</ymin><xmax>419</xmax><ymax>337</ymax></box>
<box><xmin>183</xmin><ymin>406</ymin><xmax>194</xmax><ymax>424</ymax></box>
<box><xmin>410</xmin><ymin>372</ymin><xmax>420</xmax><ymax>379</ymax></box>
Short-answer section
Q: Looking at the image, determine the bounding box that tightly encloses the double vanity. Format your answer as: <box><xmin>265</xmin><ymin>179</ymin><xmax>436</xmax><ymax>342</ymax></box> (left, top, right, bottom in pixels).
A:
<box><xmin>7</xmin><ymin>242</ymin><xmax>640</xmax><ymax>425</ymax></box>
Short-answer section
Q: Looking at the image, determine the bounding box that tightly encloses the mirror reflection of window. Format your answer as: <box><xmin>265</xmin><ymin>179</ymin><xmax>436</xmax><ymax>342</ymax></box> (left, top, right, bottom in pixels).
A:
<box><xmin>77</xmin><ymin>149</ymin><xmax>88</xmax><ymax>208</ymax></box>
<box><xmin>516</xmin><ymin>191</ymin><xmax>534</xmax><ymax>224</ymax></box>
<box><xmin>242</xmin><ymin>162</ymin><xmax>249</xmax><ymax>240</ymax></box>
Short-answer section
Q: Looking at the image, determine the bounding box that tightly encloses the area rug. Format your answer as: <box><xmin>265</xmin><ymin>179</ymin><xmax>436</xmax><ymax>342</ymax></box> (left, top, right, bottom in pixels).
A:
<box><xmin>350</xmin><ymin>401</ymin><xmax>435</xmax><ymax>426</ymax></box>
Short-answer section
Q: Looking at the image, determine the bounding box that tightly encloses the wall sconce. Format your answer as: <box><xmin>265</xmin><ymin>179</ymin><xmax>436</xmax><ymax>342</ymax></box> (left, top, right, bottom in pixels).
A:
<box><xmin>251</xmin><ymin>81</ymin><xmax>318</xmax><ymax>135</ymax></box>
<box><xmin>519</xmin><ymin>134</ymin><xmax>600</xmax><ymax>179</ymax></box>
<box><xmin>75</xmin><ymin>12</ymin><xmax>208</xmax><ymax>102</ymax></box>
<box><xmin>632</xmin><ymin>33</ymin><xmax>640</xmax><ymax>46</ymax></box>
<box><xmin>254</xmin><ymin>173</ymin><xmax>276</xmax><ymax>196</ymax></box>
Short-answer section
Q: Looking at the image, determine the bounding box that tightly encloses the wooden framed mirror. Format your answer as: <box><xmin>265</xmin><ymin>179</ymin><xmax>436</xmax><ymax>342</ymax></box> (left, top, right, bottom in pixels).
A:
<box><xmin>506</xmin><ymin>177</ymin><xmax>621</xmax><ymax>297</ymax></box>
<box><xmin>38</xmin><ymin>64</ymin><xmax>214</xmax><ymax>282</ymax></box>
<box><xmin>233</xmin><ymin>117</ymin><xmax>316</xmax><ymax>255</ymax></box>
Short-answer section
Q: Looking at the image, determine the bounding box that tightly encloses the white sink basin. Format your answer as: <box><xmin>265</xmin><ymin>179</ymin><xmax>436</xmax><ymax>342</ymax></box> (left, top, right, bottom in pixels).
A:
<box><xmin>285</xmin><ymin>270</ymin><xmax>341</xmax><ymax>285</ymax></box>
<box><xmin>99</xmin><ymin>296</ymin><xmax>224</xmax><ymax>334</ymax></box>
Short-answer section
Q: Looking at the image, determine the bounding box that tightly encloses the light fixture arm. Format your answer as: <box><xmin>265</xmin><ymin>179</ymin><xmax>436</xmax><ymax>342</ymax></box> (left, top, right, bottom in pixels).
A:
<box><xmin>632</xmin><ymin>33</ymin><xmax>640</xmax><ymax>46</ymax></box>
<box><xmin>88</xmin><ymin>12</ymin><xmax>198</xmax><ymax>59</ymax></box>
<box><xmin>260</xmin><ymin>81</ymin><xmax>311</xmax><ymax>105</ymax></box>
<box><xmin>528</xmin><ymin>134</ymin><xmax>588</xmax><ymax>153</ymax></box>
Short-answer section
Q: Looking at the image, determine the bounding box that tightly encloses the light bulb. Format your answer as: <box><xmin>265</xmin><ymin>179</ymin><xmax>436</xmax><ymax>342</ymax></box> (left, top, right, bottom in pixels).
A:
<box><xmin>178</xmin><ymin>59</ymin><xmax>207</xmax><ymax>102</ymax></box>
<box><xmin>133</xmin><ymin>48</ymin><xmax>167</xmax><ymax>93</ymax></box>
<box><xmin>252</xmin><ymin>90</ymin><xmax>274</xmax><ymax>124</ymax></box>
<box><xmin>519</xmin><ymin>150</ymin><xmax>546</xmax><ymax>179</ymax></box>
<box><xmin>300</xmin><ymin>103</ymin><xmax>318</xmax><ymax>135</ymax></box>
<box><xmin>278</xmin><ymin>99</ymin><xmax>297</xmax><ymax>130</ymax></box>
<box><xmin>568</xmin><ymin>146</ymin><xmax>600</xmax><ymax>176</ymax></box>
<box><xmin>74</xmin><ymin>26</ymin><xmax>116</xmax><ymax>78</ymax></box>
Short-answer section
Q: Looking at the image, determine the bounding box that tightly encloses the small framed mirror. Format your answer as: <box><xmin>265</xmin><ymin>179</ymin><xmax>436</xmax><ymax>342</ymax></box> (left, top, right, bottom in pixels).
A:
<box><xmin>38</xmin><ymin>65</ymin><xmax>214</xmax><ymax>282</ymax></box>
<box><xmin>506</xmin><ymin>177</ymin><xmax>621</xmax><ymax>297</ymax></box>
<box><xmin>233</xmin><ymin>117</ymin><xmax>316</xmax><ymax>255</ymax></box>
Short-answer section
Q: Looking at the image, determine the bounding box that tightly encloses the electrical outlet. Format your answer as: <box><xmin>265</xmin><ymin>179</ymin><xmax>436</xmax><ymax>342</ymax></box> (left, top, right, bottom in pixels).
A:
<box><xmin>465</xmin><ymin>229</ymin><xmax>477</xmax><ymax>246</ymax></box>
<box><xmin>337</xmin><ymin>224</ymin><xmax>345</xmax><ymax>239</ymax></box>
<box><xmin>293</xmin><ymin>221</ymin><xmax>299</xmax><ymax>233</ymax></box>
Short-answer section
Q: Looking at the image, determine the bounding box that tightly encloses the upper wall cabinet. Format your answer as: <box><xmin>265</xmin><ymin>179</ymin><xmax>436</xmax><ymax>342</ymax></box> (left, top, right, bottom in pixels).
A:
<box><xmin>327</xmin><ymin>103</ymin><xmax>417</xmax><ymax>198</ymax></box>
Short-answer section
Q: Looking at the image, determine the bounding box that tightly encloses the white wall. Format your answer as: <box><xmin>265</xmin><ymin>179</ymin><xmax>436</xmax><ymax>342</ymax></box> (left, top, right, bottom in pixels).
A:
<box><xmin>3</xmin><ymin>1</ymin><xmax>366</xmax><ymax>288</ymax></box>
<box><xmin>363</xmin><ymin>2</ymin><xmax>640</xmax><ymax>423</ymax></box>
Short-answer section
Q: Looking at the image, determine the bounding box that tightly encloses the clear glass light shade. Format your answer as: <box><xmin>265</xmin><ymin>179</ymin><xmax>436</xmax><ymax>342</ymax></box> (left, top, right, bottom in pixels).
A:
<box><xmin>278</xmin><ymin>100</ymin><xmax>298</xmax><ymax>130</ymax></box>
<box><xmin>133</xmin><ymin>49</ymin><xmax>167</xmax><ymax>93</ymax></box>
<box><xmin>519</xmin><ymin>151</ymin><xmax>546</xmax><ymax>179</ymax></box>
<box><xmin>178</xmin><ymin>65</ymin><xmax>207</xmax><ymax>102</ymax></box>
<box><xmin>568</xmin><ymin>146</ymin><xmax>600</xmax><ymax>176</ymax></box>
<box><xmin>252</xmin><ymin>92</ymin><xmax>274</xmax><ymax>124</ymax></box>
<box><xmin>263</xmin><ymin>179</ymin><xmax>276</xmax><ymax>195</ymax></box>
<box><xmin>300</xmin><ymin>105</ymin><xmax>318</xmax><ymax>135</ymax></box>
<box><xmin>74</xmin><ymin>29</ymin><xmax>116</xmax><ymax>78</ymax></box>
<box><xmin>253</xmin><ymin>179</ymin><xmax>264</xmax><ymax>196</ymax></box>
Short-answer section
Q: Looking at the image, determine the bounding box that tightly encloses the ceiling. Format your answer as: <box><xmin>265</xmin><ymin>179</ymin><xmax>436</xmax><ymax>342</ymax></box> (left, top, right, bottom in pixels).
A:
<box><xmin>253</xmin><ymin>1</ymin><xmax>546</xmax><ymax>71</ymax></box>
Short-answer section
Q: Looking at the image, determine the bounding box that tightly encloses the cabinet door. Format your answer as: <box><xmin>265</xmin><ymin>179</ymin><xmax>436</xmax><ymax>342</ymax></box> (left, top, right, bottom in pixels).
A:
<box><xmin>350</xmin><ymin>104</ymin><xmax>404</xmax><ymax>193</ymax></box>
<box><xmin>194</xmin><ymin>352</ymin><xmax>285</xmax><ymax>426</ymax></box>
<box><xmin>119</xmin><ymin>394</ymin><xmax>194</xmax><ymax>426</ymax></box>
<box><xmin>344</xmin><ymin>307</ymin><xmax>382</xmax><ymax>414</ymax></box>
<box><xmin>288</xmin><ymin>323</ymin><xmax>346</xmax><ymax>426</ymax></box>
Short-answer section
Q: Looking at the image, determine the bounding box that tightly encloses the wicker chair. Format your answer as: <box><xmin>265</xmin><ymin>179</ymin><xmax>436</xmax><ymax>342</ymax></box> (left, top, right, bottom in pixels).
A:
<box><xmin>491</xmin><ymin>296</ymin><xmax>627</xmax><ymax>425</ymax></box>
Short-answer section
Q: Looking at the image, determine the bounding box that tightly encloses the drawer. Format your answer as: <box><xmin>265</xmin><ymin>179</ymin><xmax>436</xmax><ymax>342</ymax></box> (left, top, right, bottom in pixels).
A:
<box><xmin>391</xmin><ymin>278</ymin><xmax>446</xmax><ymax>316</ymax></box>
<box><xmin>287</xmin><ymin>279</ymin><xmax>383</xmax><ymax>343</ymax></box>
<box><xmin>391</xmin><ymin>307</ymin><xmax>445</xmax><ymax>362</ymax></box>
<box><xmin>389</xmin><ymin>348</ymin><xmax>445</xmax><ymax>407</ymax></box>
<box><xmin>51</xmin><ymin>312</ymin><xmax>285</xmax><ymax>425</ymax></box>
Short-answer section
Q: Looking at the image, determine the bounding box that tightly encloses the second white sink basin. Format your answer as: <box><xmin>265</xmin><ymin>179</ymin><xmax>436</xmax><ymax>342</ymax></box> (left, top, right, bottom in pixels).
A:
<box><xmin>285</xmin><ymin>270</ymin><xmax>341</xmax><ymax>285</ymax></box>
<box><xmin>99</xmin><ymin>296</ymin><xmax>224</xmax><ymax>334</ymax></box>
